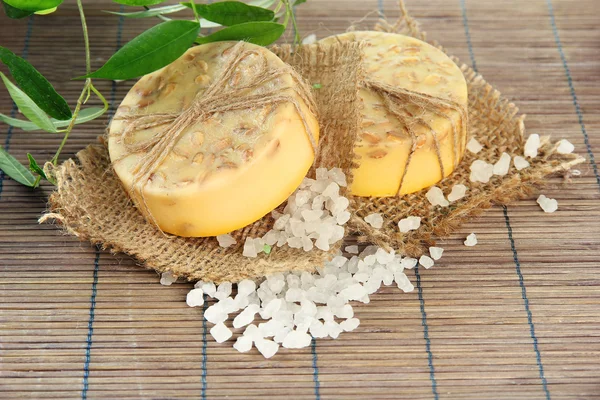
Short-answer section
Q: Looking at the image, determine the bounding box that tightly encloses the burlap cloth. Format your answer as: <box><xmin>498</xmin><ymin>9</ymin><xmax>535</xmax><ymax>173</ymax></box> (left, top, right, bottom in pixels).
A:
<box><xmin>41</xmin><ymin>6</ymin><xmax>583</xmax><ymax>282</ymax></box>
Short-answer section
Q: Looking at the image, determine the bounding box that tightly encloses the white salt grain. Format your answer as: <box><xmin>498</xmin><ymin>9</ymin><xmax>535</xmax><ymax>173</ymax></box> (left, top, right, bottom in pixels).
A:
<box><xmin>513</xmin><ymin>156</ymin><xmax>530</xmax><ymax>171</ymax></box>
<box><xmin>255</xmin><ymin>338</ymin><xmax>279</xmax><ymax>358</ymax></box>
<box><xmin>398</xmin><ymin>216</ymin><xmax>421</xmax><ymax>233</ymax></box>
<box><xmin>233</xmin><ymin>335</ymin><xmax>253</xmax><ymax>353</ymax></box>
<box><xmin>186</xmin><ymin>288</ymin><xmax>204</xmax><ymax>307</ymax></box>
<box><xmin>216</xmin><ymin>282</ymin><xmax>232</xmax><ymax>299</ymax></box>
<box><xmin>345</xmin><ymin>245</ymin><xmax>359</xmax><ymax>254</ymax></box>
<box><xmin>328</xmin><ymin>167</ymin><xmax>347</xmax><ymax>187</ymax></box>
<box><xmin>524</xmin><ymin>134</ymin><xmax>540</xmax><ymax>158</ymax></box>
<box><xmin>401</xmin><ymin>257</ymin><xmax>418</xmax><ymax>269</ymax></box>
<box><xmin>426</xmin><ymin>187</ymin><xmax>449</xmax><ymax>207</ymax></box>
<box><xmin>571</xmin><ymin>169</ymin><xmax>581</xmax><ymax>176</ymax></box>
<box><xmin>282</xmin><ymin>330</ymin><xmax>312</xmax><ymax>349</ymax></box>
<box><xmin>429</xmin><ymin>247</ymin><xmax>444</xmax><ymax>261</ymax></box>
<box><xmin>537</xmin><ymin>195</ymin><xmax>558</xmax><ymax>213</ymax></box>
<box><xmin>464</xmin><ymin>233</ymin><xmax>478</xmax><ymax>247</ymax></box>
<box><xmin>557</xmin><ymin>139</ymin><xmax>575</xmax><ymax>154</ymax></box>
<box><xmin>447</xmin><ymin>184</ymin><xmax>468</xmax><ymax>202</ymax></box>
<box><xmin>243</xmin><ymin>237</ymin><xmax>258</xmax><ymax>258</ymax></box>
<box><xmin>309</xmin><ymin>320</ymin><xmax>328</xmax><ymax>338</ymax></box>
<box><xmin>336</xmin><ymin>210</ymin><xmax>351</xmax><ymax>225</ymax></box>
<box><xmin>198</xmin><ymin>281</ymin><xmax>216</xmax><ymax>297</ymax></box>
<box><xmin>493</xmin><ymin>152</ymin><xmax>511</xmax><ymax>176</ymax></box>
<box><xmin>237</xmin><ymin>280</ymin><xmax>256</xmax><ymax>297</ymax></box>
<box><xmin>216</xmin><ymin>234</ymin><xmax>237</xmax><ymax>248</ymax></box>
<box><xmin>160</xmin><ymin>271</ymin><xmax>177</xmax><ymax>286</ymax></box>
<box><xmin>364</xmin><ymin>213</ymin><xmax>384</xmax><ymax>228</ymax></box>
<box><xmin>467</xmin><ymin>137</ymin><xmax>483</xmax><ymax>153</ymax></box>
<box><xmin>470</xmin><ymin>160</ymin><xmax>494</xmax><ymax>183</ymax></box>
<box><xmin>340</xmin><ymin>317</ymin><xmax>360</xmax><ymax>332</ymax></box>
<box><xmin>325</xmin><ymin>320</ymin><xmax>343</xmax><ymax>339</ymax></box>
<box><xmin>210</xmin><ymin>322</ymin><xmax>232</xmax><ymax>343</ymax></box>
<box><xmin>233</xmin><ymin>304</ymin><xmax>259</xmax><ymax>328</ymax></box>
<box><xmin>419</xmin><ymin>255</ymin><xmax>434</xmax><ymax>269</ymax></box>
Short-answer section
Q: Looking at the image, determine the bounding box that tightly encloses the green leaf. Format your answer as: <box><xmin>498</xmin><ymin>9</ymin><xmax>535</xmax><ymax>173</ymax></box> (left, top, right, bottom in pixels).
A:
<box><xmin>105</xmin><ymin>4</ymin><xmax>186</xmax><ymax>18</ymax></box>
<box><xmin>0</xmin><ymin>147</ymin><xmax>36</xmax><ymax>187</ymax></box>
<box><xmin>112</xmin><ymin>0</ymin><xmax>165</xmax><ymax>6</ymax></box>
<box><xmin>34</xmin><ymin>6</ymin><xmax>57</xmax><ymax>15</ymax></box>
<box><xmin>3</xmin><ymin>0</ymin><xmax>63</xmax><ymax>12</ymax></box>
<box><xmin>0</xmin><ymin>107</ymin><xmax>105</xmax><ymax>132</ymax></box>
<box><xmin>196</xmin><ymin>21</ymin><xmax>285</xmax><ymax>46</ymax></box>
<box><xmin>294</xmin><ymin>0</ymin><xmax>306</xmax><ymax>5</ymax></box>
<box><xmin>83</xmin><ymin>20</ymin><xmax>200</xmax><ymax>80</ymax></box>
<box><xmin>2</xmin><ymin>0</ymin><xmax>33</xmax><ymax>18</ymax></box>
<box><xmin>0</xmin><ymin>72</ymin><xmax>57</xmax><ymax>133</ymax></box>
<box><xmin>182</xmin><ymin>1</ymin><xmax>274</xmax><ymax>26</ymax></box>
<box><xmin>0</xmin><ymin>46</ymin><xmax>71</xmax><ymax>120</ymax></box>
<box><xmin>27</xmin><ymin>153</ymin><xmax>46</xmax><ymax>181</ymax></box>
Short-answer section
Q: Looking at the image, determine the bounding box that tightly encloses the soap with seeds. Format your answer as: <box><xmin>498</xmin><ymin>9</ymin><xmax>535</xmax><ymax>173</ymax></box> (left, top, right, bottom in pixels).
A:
<box><xmin>321</xmin><ymin>31</ymin><xmax>468</xmax><ymax>196</ymax></box>
<box><xmin>108</xmin><ymin>41</ymin><xmax>319</xmax><ymax>237</ymax></box>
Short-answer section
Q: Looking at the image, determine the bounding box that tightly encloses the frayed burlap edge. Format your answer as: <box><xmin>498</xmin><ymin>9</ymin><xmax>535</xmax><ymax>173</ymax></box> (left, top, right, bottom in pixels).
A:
<box><xmin>345</xmin><ymin>5</ymin><xmax>586</xmax><ymax>256</ymax></box>
<box><xmin>41</xmin><ymin>42</ymin><xmax>364</xmax><ymax>284</ymax></box>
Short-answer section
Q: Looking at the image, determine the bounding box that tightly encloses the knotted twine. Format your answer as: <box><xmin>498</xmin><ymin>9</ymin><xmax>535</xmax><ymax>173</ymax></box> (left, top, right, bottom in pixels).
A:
<box><xmin>111</xmin><ymin>42</ymin><xmax>318</xmax><ymax>230</ymax></box>
<box><xmin>363</xmin><ymin>79</ymin><xmax>468</xmax><ymax>195</ymax></box>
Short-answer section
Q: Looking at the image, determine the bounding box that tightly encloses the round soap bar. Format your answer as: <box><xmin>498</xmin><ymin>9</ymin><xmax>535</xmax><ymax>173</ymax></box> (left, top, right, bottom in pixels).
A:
<box><xmin>320</xmin><ymin>31</ymin><xmax>468</xmax><ymax>196</ymax></box>
<box><xmin>108</xmin><ymin>41</ymin><xmax>319</xmax><ymax>237</ymax></box>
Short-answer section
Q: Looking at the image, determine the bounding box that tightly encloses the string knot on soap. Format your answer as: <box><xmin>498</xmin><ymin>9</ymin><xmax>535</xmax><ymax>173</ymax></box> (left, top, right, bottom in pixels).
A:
<box><xmin>111</xmin><ymin>42</ymin><xmax>318</xmax><ymax>229</ymax></box>
<box><xmin>363</xmin><ymin>79</ymin><xmax>468</xmax><ymax>195</ymax></box>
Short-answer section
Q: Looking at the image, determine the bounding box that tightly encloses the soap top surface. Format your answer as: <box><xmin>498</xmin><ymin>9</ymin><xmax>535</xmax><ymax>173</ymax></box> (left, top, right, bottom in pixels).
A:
<box><xmin>108</xmin><ymin>41</ymin><xmax>311</xmax><ymax>194</ymax></box>
<box><xmin>321</xmin><ymin>31</ymin><xmax>467</xmax><ymax>148</ymax></box>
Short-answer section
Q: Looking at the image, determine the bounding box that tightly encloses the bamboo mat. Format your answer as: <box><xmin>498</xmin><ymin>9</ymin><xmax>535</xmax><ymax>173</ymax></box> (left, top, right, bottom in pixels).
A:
<box><xmin>1</xmin><ymin>0</ymin><xmax>599</xmax><ymax>398</ymax></box>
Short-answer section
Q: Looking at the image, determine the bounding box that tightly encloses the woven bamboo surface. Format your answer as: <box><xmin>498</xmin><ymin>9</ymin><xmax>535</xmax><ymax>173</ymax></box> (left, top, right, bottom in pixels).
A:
<box><xmin>1</xmin><ymin>0</ymin><xmax>599</xmax><ymax>399</ymax></box>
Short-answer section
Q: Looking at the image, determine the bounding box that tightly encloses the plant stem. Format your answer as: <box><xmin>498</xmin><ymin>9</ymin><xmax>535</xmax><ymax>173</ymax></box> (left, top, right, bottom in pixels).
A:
<box><xmin>189</xmin><ymin>0</ymin><xmax>200</xmax><ymax>25</ymax></box>
<box><xmin>282</xmin><ymin>0</ymin><xmax>301</xmax><ymax>46</ymax></box>
<box><xmin>51</xmin><ymin>0</ymin><xmax>93</xmax><ymax>166</ymax></box>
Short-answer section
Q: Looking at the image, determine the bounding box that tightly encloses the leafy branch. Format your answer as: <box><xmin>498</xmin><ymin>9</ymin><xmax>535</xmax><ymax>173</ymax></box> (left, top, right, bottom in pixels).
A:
<box><xmin>0</xmin><ymin>0</ymin><xmax>305</xmax><ymax>188</ymax></box>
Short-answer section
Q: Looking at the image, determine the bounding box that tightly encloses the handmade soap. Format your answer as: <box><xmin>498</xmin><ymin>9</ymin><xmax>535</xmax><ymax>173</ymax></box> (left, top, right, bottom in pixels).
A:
<box><xmin>108</xmin><ymin>41</ymin><xmax>319</xmax><ymax>237</ymax></box>
<box><xmin>320</xmin><ymin>32</ymin><xmax>468</xmax><ymax>196</ymax></box>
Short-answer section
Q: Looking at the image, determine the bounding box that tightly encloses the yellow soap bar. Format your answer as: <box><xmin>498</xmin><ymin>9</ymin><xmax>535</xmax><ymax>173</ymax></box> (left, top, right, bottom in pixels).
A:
<box><xmin>108</xmin><ymin>41</ymin><xmax>319</xmax><ymax>237</ymax></box>
<box><xmin>320</xmin><ymin>32</ymin><xmax>468</xmax><ymax>196</ymax></box>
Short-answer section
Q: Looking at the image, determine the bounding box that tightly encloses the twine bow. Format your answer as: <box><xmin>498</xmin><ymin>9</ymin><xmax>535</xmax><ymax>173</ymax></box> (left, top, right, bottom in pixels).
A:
<box><xmin>112</xmin><ymin>42</ymin><xmax>318</xmax><ymax>229</ymax></box>
<box><xmin>363</xmin><ymin>79</ymin><xmax>468</xmax><ymax>195</ymax></box>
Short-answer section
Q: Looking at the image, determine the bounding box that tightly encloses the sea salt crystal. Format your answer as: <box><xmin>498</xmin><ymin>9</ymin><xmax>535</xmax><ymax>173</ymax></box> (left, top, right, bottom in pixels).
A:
<box><xmin>282</xmin><ymin>330</ymin><xmax>312</xmax><ymax>349</ymax></box>
<box><xmin>364</xmin><ymin>276</ymin><xmax>382</xmax><ymax>294</ymax></box>
<box><xmin>325</xmin><ymin>320</ymin><xmax>343</xmax><ymax>339</ymax></box>
<box><xmin>470</xmin><ymin>160</ymin><xmax>495</xmax><ymax>183</ymax></box>
<box><xmin>557</xmin><ymin>139</ymin><xmax>575</xmax><ymax>154</ymax></box>
<box><xmin>315</xmin><ymin>236</ymin><xmax>330</xmax><ymax>251</ymax></box>
<box><xmin>335</xmin><ymin>304</ymin><xmax>354</xmax><ymax>319</ymax></box>
<box><xmin>233</xmin><ymin>304</ymin><xmax>259</xmax><ymax>328</ymax></box>
<box><xmin>395</xmin><ymin>273</ymin><xmax>414</xmax><ymax>292</ymax></box>
<box><xmin>237</xmin><ymin>280</ymin><xmax>256</xmax><ymax>297</ymax></box>
<box><xmin>273</xmin><ymin>327</ymin><xmax>292</xmax><ymax>344</ymax></box>
<box><xmin>364</xmin><ymin>213</ymin><xmax>384</xmax><ymax>228</ymax></box>
<box><xmin>524</xmin><ymin>134</ymin><xmax>540</xmax><ymax>158</ymax></box>
<box><xmin>302</xmin><ymin>33</ymin><xmax>317</xmax><ymax>45</ymax></box>
<box><xmin>186</xmin><ymin>288</ymin><xmax>204</xmax><ymax>307</ymax></box>
<box><xmin>233</xmin><ymin>335</ymin><xmax>253</xmax><ymax>353</ymax></box>
<box><xmin>330</xmin><ymin>197</ymin><xmax>349</xmax><ymax>215</ymax></box>
<box><xmin>322</xmin><ymin>182</ymin><xmax>340</xmax><ymax>199</ymax></box>
<box><xmin>571</xmin><ymin>169</ymin><xmax>581</xmax><ymax>176</ymax></box>
<box><xmin>196</xmin><ymin>281</ymin><xmax>216</xmax><ymax>297</ymax></box>
<box><xmin>273</xmin><ymin>214</ymin><xmax>290</xmax><ymax>230</ymax></box>
<box><xmin>398</xmin><ymin>216</ymin><xmax>421</xmax><ymax>233</ymax></box>
<box><xmin>287</xmin><ymin>236</ymin><xmax>303</xmax><ymax>249</ymax></box>
<box><xmin>259</xmin><ymin>319</ymin><xmax>285</xmax><ymax>337</ymax></box>
<box><xmin>255</xmin><ymin>338</ymin><xmax>279</xmax><ymax>358</ymax></box>
<box><xmin>260</xmin><ymin>298</ymin><xmax>282</xmax><ymax>319</ymax></box>
<box><xmin>302</xmin><ymin>209</ymin><xmax>322</xmax><ymax>222</ymax></box>
<box><xmin>513</xmin><ymin>156</ymin><xmax>530</xmax><ymax>171</ymax></box>
<box><xmin>375</xmin><ymin>248</ymin><xmax>395</xmax><ymax>264</ymax></box>
<box><xmin>219</xmin><ymin>297</ymin><xmax>238</xmax><ymax>314</ymax></box>
<box><xmin>429</xmin><ymin>247</ymin><xmax>444</xmax><ymax>260</ymax></box>
<box><xmin>345</xmin><ymin>245</ymin><xmax>359</xmax><ymax>254</ymax></box>
<box><xmin>309</xmin><ymin>320</ymin><xmax>328</xmax><ymax>338</ymax></box>
<box><xmin>243</xmin><ymin>237</ymin><xmax>258</xmax><ymax>258</ymax></box>
<box><xmin>160</xmin><ymin>271</ymin><xmax>177</xmax><ymax>286</ymax></box>
<box><xmin>537</xmin><ymin>195</ymin><xmax>558</xmax><ymax>213</ymax></box>
<box><xmin>340</xmin><ymin>317</ymin><xmax>360</xmax><ymax>332</ymax></box>
<box><xmin>243</xmin><ymin>324</ymin><xmax>263</xmax><ymax>341</ymax></box>
<box><xmin>401</xmin><ymin>257</ymin><xmax>418</xmax><ymax>269</ymax></box>
<box><xmin>467</xmin><ymin>137</ymin><xmax>484</xmax><ymax>153</ymax></box>
<box><xmin>215</xmin><ymin>281</ymin><xmax>232</xmax><ymax>299</ymax></box>
<box><xmin>253</xmin><ymin>237</ymin><xmax>266</xmax><ymax>253</ymax></box>
<box><xmin>447</xmin><ymin>184</ymin><xmax>468</xmax><ymax>202</ymax></box>
<box><xmin>295</xmin><ymin>189</ymin><xmax>311</xmax><ymax>206</ymax></box>
<box><xmin>419</xmin><ymin>255</ymin><xmax>434</xmax><ymax>269</ymax></box>
<box><xmin>210</xmin><ymin>322</ymin><xmax>232</xmax><ymax>343</ymax></box>
<box><xmin>493</xmin><ymin>152</ymin><xmax>511</xmax><ymax>176</ymax></box>
<box><xmin>336</xmin><ymin>210</ymin><xmax>351</xmax><ymax>225</ymax></box>
<box><xmin>464</xmin><ymin>233</ymin><xmax>478</xmax><ymax>247</ymax></box>
<box><xmin>328</xmin><ymin>167</ymin><xmax>347</xmax><ymax>187</ymax></box>
<box><xmin>426</xmin><ymin>187</ymin><xmax>449</xmax><ymax>207</ymax></box>
<box><xmin>340</xmin><ymin>283</ymin><xmax>367</xmax><ymax>301</ymax></box>
<box><xmin>216</xmin><ymin>234</ymin><xmax>237</xmax><ymax>248</ymax></box>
